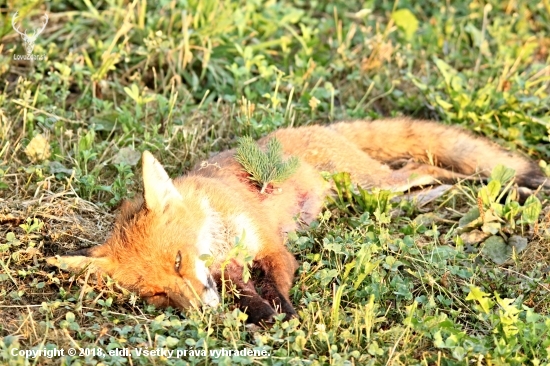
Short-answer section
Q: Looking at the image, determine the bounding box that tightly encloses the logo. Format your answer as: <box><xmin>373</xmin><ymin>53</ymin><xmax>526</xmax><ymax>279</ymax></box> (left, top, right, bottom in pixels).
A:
<box><xmin>12</xmin><ymin>11</ymin><xmax>48</xmax><ymax>61</ymax></box>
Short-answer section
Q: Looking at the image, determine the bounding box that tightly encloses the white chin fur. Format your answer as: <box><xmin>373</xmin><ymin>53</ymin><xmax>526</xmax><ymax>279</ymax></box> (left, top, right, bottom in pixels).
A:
<box><xmin>202</xmin><ymin>288</ymin><xmax>220</xmax><ymax>307</ymax></box>
<box><xmin>195</xmin><ymin>258</ymin><xmax>220</xmax><ymax>307</ymax></box>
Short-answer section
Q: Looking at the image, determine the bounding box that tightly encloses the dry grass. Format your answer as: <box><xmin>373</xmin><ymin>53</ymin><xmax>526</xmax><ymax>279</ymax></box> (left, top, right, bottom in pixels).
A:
<box><xmin>2</xmin><ymin>0</ymin><xmax>550</xmax><ymax>363</ymax></box>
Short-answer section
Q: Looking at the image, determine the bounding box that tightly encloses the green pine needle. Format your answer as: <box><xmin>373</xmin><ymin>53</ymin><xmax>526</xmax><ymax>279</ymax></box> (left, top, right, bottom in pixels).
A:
<box><xmin>235</xmin><ymin>136</ymin><xmax>300</xmax><ymax>193</ymax></box>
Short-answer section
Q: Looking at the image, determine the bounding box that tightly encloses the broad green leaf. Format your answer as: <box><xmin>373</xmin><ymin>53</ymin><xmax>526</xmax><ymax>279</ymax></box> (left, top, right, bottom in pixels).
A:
<box><xmin>521</xmin><ymin>195</ymin><xmax>542</xmax><ymax>224</ymax></box>
<box><xmin>433</xmin><ymin>331</ymin><xmax>446</xmax><ymax>348</ymax></box>
<box><xmin>489</xmin><ymin>165</ymin><xmax>516</xmax><ymax>185</ymax></box>
<box><xmin>391</xmin><ymin>9</ymin><xmax>418</xmax><ymax>41</ymax></box>
<box><xmin>508</xmin><ymin>235</ymin><xmax>528</xmax><ymax>254</ymax></box>
<box><xmin>124</xmin><ymin>84</ymin><xmax>140</xmax><ymax>102</ymax></box>
<box><xmin>434</xmin><ymin>57</ymin><xmax>463</xmax><ymax>91</ymax></box>
<box><xmin>465</xmin><ymin>286</ymin><xmax>493</xmax><ymax>314</ymax></box>
<box><xmin>482</xmin><ymin>235</ymin><xmax>510</xmax><ymax>265</ymax></box>
<box><xmin>367</xmin><ymin>341</ymin><xmax>385</xmax><ymax>356</ymax></box>
<box><xmin>353</xmin><ymin>261</ymin><xmax>380</xmax><ymax>290</ymax></box>
<box><xmin>479</xmin><ymin>180</ymin><xmax>501</xmax><ymax>205</ymax></box>
<box><xmin>165</xmin><ymin>336</ymin><xmax>179</xmax><ymax>348</ymax></box>
<box><xmin>66</xmin><ymin>312</ymin><xmax>75</xmax><ymax>322</ymax></box>
<box><xmin>435</xmin><ymin>96</ymin><xmax>453</xmax><ymax>110</ymax></box>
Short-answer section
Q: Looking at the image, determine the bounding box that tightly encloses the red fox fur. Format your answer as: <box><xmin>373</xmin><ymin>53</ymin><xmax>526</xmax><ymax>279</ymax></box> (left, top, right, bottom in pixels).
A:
<box><xmin>48</xmin><ymin>118</ymin><xmax>548</xmax><ymax>324</ymax></box>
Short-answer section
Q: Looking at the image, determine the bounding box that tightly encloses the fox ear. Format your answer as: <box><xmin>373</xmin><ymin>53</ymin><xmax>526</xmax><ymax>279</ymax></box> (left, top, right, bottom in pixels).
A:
<box><xmin>142</xmin><ymin>151</ymin><xmax>182</xmax><ymax>211</ymax></box>
<box><xmin>46</xmin><ymin>247</ymin><xmax>111</xmax><ymax>272</ymax></box>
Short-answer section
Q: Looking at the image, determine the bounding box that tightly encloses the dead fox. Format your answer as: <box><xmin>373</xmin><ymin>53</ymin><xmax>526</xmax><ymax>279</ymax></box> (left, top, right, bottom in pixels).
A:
<box><xmin>48</xmin><ymin>118</ymin><xmax>548</xmax><ymax>324</ymax></box>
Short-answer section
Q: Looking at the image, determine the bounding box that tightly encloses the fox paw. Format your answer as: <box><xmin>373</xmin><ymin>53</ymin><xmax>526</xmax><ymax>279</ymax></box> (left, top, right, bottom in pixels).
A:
<box><xmin>246</xmin><ymin>304</ymin><xmax>277</xmax><ymax>325</ymax></box>
<box><xmin>282</xmin><ymin>312</ymin><xmax>298</xmax><ymax>322</ymax></box>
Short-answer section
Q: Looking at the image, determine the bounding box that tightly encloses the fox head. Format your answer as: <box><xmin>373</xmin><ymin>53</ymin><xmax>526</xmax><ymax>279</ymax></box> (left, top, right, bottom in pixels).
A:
<box><xmin>47</xmin><ymin>151</ymin><xmax>220</xmax><ymax>310</ymax></box>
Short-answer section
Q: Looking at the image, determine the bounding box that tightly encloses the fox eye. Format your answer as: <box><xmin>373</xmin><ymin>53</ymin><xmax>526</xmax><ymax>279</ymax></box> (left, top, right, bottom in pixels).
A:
<box><xmin>174</xmin><ymin>250</ymin><xmax>182</xmax><ymax>272</ymax></box>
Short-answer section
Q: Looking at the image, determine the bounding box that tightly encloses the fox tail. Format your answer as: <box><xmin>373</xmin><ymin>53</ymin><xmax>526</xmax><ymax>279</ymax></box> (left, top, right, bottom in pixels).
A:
<box><xmin>331</xmin><ymin>119</ymin><xmax>548</xmax><ymax>189</ymax></box>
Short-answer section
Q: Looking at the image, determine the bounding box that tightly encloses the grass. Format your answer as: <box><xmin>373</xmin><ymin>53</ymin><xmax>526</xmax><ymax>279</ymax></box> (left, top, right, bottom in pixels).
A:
<box><xmin>1</xmin><ymin>0</ymin><xmax>550</xmax><ymax>364</ymax></box>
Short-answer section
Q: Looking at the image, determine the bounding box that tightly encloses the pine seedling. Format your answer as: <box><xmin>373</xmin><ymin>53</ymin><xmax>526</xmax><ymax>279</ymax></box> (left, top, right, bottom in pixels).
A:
<box><xmin>235</xmin><ymin>136</ymin><xmax>300</xmax><ymax>194</ymax></box>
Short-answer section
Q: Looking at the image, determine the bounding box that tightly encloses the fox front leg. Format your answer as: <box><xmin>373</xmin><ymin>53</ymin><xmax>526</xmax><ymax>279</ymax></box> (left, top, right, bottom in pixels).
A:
<box><xmin>218</xmin><ymin>260</ymin><xmax>277</xmax><ymax>325</ymax></box>
<box><xmin>253</xmin><ymin>250</ymin><xmax>299</xmax><ymax>321</ymax></box>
